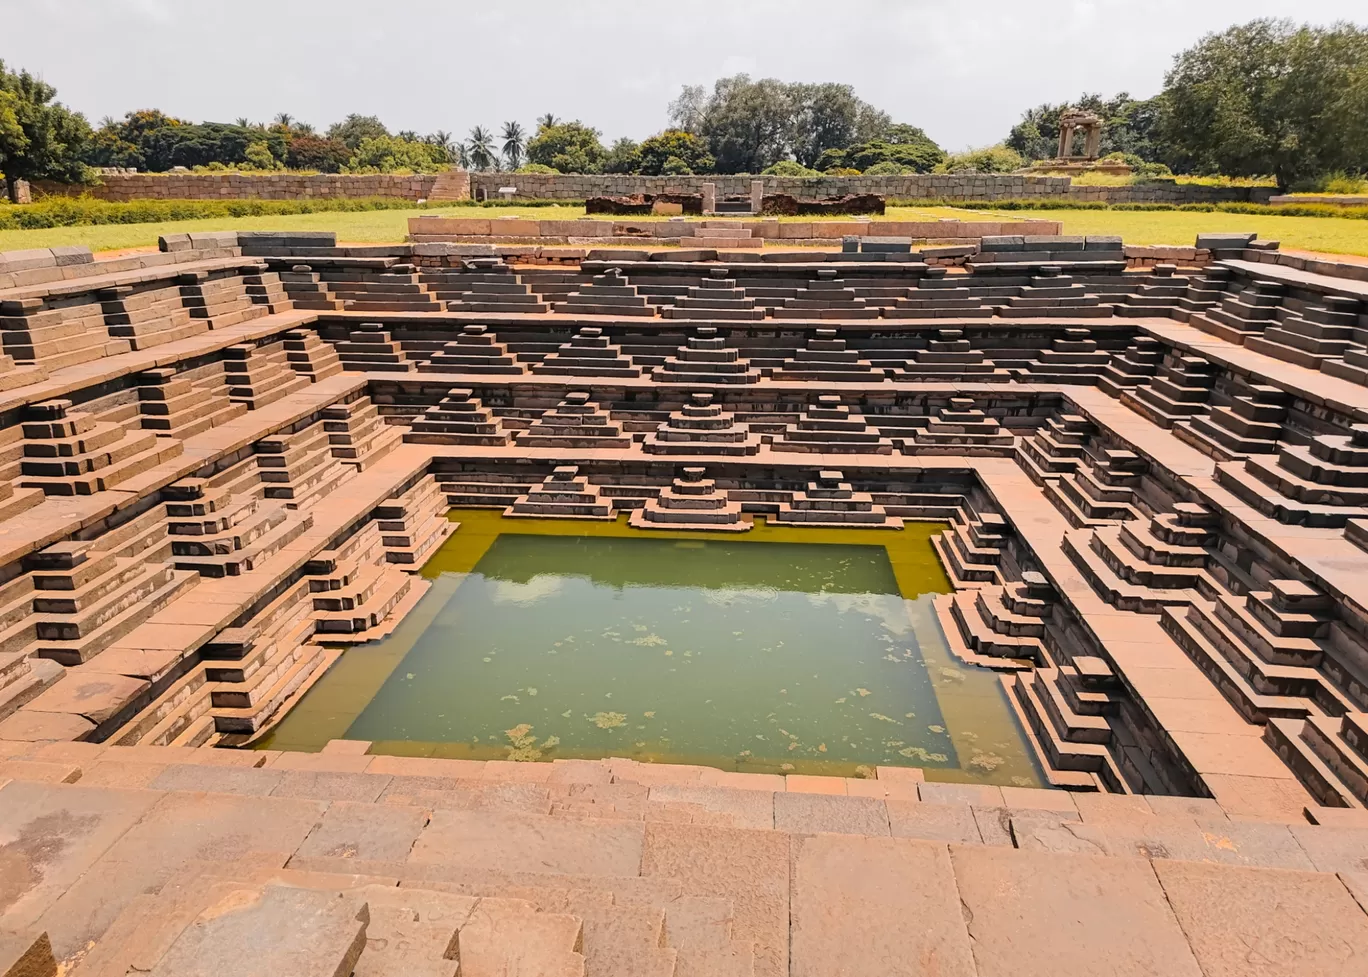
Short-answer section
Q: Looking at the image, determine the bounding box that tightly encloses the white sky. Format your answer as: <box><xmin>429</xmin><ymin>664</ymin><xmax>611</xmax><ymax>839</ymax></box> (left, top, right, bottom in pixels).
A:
<box><xmin>6</xmin><ymin>0</ymin><xmax>1366</xmax><ymax>151</ymax></box>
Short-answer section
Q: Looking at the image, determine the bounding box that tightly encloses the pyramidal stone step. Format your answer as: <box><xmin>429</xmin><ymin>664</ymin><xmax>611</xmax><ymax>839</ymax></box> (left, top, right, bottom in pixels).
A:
<box><xmin>506</xmin><ymin>465</ymin><xmax>615</xmax><ymax>519</ymax></box>
<box><xmin>405</xmin><ymin>389</ymin><xmax>511</xmax><ymax>446</ymax></box>
<box><xmin>417</xmin><ymin>324</ymin><xmax>525</xmax><ymax>375</ymax></box>
<box><xmin>512</xmin><ymin>393</ymin><xmax>632</xmax><ymax>449</ymax></box>
<box><xmin>652</xmin><ymin>327</ymin><xmax>760</xmax><ymax>385</ymax></box>
<box><xmin>557</xmin><ymin>268</ymin><xmax>654</xmax><ymax>316</ymax></box>
<box><xmin>532</xmin><ymin>326</ymin><xmax>642</xmax><ymax>378</ymax></box>
<box><xmin>629</xmin><ymin>466</ymin><xmax>752</xmax><ymax>532</ymax></box>
<box><xmin>642</xmin><ymin>392</ymin><xmax>761</xmax><ymax>456</ymax></box>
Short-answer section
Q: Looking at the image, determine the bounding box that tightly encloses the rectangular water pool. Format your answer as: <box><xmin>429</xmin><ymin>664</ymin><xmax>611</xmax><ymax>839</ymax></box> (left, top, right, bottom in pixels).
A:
<box><xmin>260</xmin><ymin>510</ymin><xmax>1042</xmax><ymax>786</ymax></box>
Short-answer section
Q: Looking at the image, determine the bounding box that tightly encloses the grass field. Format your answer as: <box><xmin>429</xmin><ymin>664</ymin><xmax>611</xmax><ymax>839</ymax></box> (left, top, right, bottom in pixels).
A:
<box><xmin>5</xmin><ymin>203</ymin><xmax>1368</xmax><ymax>258</ymax></box>
<box><xmin>967</xmin><ymin>207</ymin><xmax>1368</xmax><ymax>256</ymax></box>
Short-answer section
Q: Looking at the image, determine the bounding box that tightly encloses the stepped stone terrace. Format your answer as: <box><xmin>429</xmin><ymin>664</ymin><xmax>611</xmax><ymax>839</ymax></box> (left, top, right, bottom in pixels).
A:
<box><xmin>2</xmin><ymin>227</ymin><xmax>1368</xmax><ymax>974</ymax></box>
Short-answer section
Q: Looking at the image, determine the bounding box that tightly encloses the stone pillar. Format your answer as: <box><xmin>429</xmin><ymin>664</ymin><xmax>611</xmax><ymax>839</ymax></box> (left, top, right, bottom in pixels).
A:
<box><xmin>1057</xmin><ymin>125</ymin><xmax>1074</xmax><ymax>159</ymax></box>
<box><xmin>702</xmin><ymin>182</ymin><xmax>716</xmax><ymax>215</ymax></box>
<box><xmin>1084</xmin><ymin>125</ymin><xmax>1102</xmax><ymax>159</ymax></box>
<box><xmin>750</xmin><ymin>179</ymin><xmax>764</xmax><ymax>215</ymax></box>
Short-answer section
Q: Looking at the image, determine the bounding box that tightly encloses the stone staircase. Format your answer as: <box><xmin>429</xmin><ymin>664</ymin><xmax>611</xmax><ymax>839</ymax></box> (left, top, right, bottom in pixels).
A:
<box><xmin>1216</xmin><ymin>423</ymin><xmax>1368</xmax><ymax>527</ymax></box>
<box><xmin>1118</xmin><ymin>353</ymin><xmax>1216</xmax><ymax>429</ymax></box>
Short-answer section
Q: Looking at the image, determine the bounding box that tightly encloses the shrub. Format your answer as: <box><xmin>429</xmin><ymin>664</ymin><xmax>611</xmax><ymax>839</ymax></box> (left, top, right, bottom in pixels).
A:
<box><xmin>638</xmin><ymin>130</ymin><xmax>713</xmax><ymax>176</ymax></box>
<box><xmin>243</xmin><ymin>140</ymin><xmax>281</xmax><ymax>171</ymax></box>
<box><xmin>824</xmin><ymin>166</ymin><xmax>861</xmax><ymax>176</ymax></box>
<box><xmin>0</xmin><ymin>194</ymin><xmax>570</xmax><ymax>230</ymax></box>
<box><xmin>935</xmin><ymin>145</ymin><xmax>1024</xmax><ymax>174</ymax></box>
<box><xmin>660</xmin><ymin>156</ymin><xmax>693</xmax><ymax>176</ymax></box>
<box><xmin>862</xmin><ymin>161</ymin><xmax>912</xmax><ymax>176</ymax></box>
<box><xmin>844</xmin><ymin>139</ymin><xmax>944</xmax><ymax>174</ymax></box>
<box><xmin>345</xmin><ymin>135</ymin><xmax>446</xmax><ymax>174</ymax></box>
<box><xmin>762</xmin><ymin>160</ymin><xmax>819</xmax><ymax>176</ymax></box>
<box><xmin>515</xmin><ymin>163</ymin><xmax>558</xmax><ymax>174</ymax></box>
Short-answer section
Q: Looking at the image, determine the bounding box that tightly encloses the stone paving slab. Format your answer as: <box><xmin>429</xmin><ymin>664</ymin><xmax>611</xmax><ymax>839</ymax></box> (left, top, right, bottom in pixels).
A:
<box><xmin>146</xmin><ymin>883</ymin><xmax>369</xmax><ymax>977</ymax></box>
<box><xmin>0</xmin><ymin>779</ymin><xmax>159</xmax><ymax>931</ymax></box>
<box><xmin>790</xmin><ymin>834</ymin><xmax>975</xmax><ymax>977</ymax></box>
<box><xmin>950</xmin><ymin>845</ymin><xmax>1203</xmax><ymax>976</ymax></box>
<box><xmin>34</xmin><ymin>790</ymin><xmax>326</xmax><ymax>958</ymax></box>
<box><xmin>1154</xmin><ymin>858</ymin><xmax>1368</xmax><ymax>977</ymax></box>
<box><xmin>409</xmin><ymin>809</ymin><xmax>644</xmax><ymax>877</ymax></box>
<box><xmin>641</xmin><ymin>822</ymin><xmax>790</xmax><ymax>977</ymax></box>
<box><xmin>772</xmin><ymin>792</ymin><xmax>890</xmax><ymax>836</ymax></box>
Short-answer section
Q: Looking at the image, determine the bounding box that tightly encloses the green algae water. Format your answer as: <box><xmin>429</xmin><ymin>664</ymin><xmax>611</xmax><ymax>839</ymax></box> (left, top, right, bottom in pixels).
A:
<box><xmin>260</xmin><ymin>510</ymin><xmax>1042</xmax><ymax>786</ymax></box>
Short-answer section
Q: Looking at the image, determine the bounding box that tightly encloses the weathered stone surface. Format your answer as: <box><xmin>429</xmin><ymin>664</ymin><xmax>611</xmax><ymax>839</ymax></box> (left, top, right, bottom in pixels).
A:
<box><xmin>409</xmin><ymin>810</ymin><xmax>644</xmax><ymax>877</ymax></box>
<box><xmin>1155</xmin><ymin>859</ymin><xmax>1368</xmax><ymax>977</ymax></box>
<box><xmin>950</xmin><ymin>846</ymin><xmax>1203</xmax><ymax>976</ymax></box>
<box><xmin>886</xmin><ymin>800</ymin><xmax>982</xmax><ymax>844</ymax></box>
<box><xmin>791</xmin><ymin>835</ymin><xmax>975</xmax><ymax>977</ymax></box>
<box><xmin>0</xmin><ymin>781</ymin><xmax>158</xmax><ymax>932</ymax></box>
<box><xmin>147</xmin><ymin>884</ymin><xmax>369</xmax><ymax>977</ymax></box>
<box><xmin>642</xmin><ymin>822</ymin><xmax>789</xmax><ymax>977</ymax></box>
<box><xmin>772</xmin><ymin>793</ymin><xmax>889</xmax><ymax>836</ymax></box>
<box><xmin>34</xmin><ymin>791</ymin><xmax>326</xmax><ymax>958</ymax></box>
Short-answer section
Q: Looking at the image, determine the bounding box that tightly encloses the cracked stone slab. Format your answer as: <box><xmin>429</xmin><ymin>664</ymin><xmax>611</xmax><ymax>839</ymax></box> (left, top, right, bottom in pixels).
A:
<box><xmin>950</xmin><ymin>845</ymin><xmax>1202</xmax><ymax>977</ymax></box>
<box><xmin>791</xmin><ymin>834</ymin><xmax>974</xmax><ymax>977</ymax></box>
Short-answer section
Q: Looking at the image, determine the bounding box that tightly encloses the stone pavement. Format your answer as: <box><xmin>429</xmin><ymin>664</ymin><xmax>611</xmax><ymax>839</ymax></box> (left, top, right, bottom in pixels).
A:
<box><xmin>0</xmin><ymin>741</ymin><xmax>1366</xmax><ymax>976</ymax></box>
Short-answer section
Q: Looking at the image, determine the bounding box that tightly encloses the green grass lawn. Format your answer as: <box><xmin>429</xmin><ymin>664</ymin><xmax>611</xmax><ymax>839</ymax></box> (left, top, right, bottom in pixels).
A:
<box><xmin>5</xmin><ymin>202</ymin><xmax>1368</xmax><ymax>258</ymax></box>
<box><xmin>969</xmin><ymin>207</ymin><xmax>1368</xmax><ymax>256</ymax></box>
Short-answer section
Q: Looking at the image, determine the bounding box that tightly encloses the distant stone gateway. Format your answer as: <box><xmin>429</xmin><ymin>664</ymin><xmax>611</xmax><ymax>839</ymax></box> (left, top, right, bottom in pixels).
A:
<box><xmin>2</xmin><ymin>225</ymin><xmax>1368</xmax><ymax>974</ymax></box>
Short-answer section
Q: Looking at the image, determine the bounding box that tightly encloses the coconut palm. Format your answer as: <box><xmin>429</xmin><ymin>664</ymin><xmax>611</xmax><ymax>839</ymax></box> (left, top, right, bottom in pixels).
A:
<box><xmin>273</xmin><ymin>112</ymin><xmax>294</xmax><ymax>129</ymax></box>
<box><xmin>467</xmin><ymin>126</ymin><xmax>497</xmax><ymax>171</ymax></box>
<box><xmin>537</xmin><ymin>113</ymin><xmax>559</xmax><ymax>131</ymax></box>
<box><xmin>501</xmin><ymin>121</ymin><xmax>526</xmax><ymax>169</ymax></box>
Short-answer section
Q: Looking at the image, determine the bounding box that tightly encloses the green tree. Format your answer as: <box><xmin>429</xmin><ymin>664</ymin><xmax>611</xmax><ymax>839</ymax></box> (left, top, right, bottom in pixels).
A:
<box><xmin>637</xmin><ymin>130</ymin><xmax>714</xmax><ymax>175</ymax></box>
<box><xmin>787</xmin><ymin>82</ymin><xmax>892</xmax><ymax>168</ymax></box>
<box><xmin>285</xmin><ymin>134</ymin><xmax>351</xmax><ymax>172</ymax></box>
<box><xmin>243</xmin><ymin>140</ymin><xmax>282</xmax><ymax>170</ymax></box>
<box><xmin>525</xmin><ymin>120</ymin><xmax>607</xmax><ymax>173</ymax></box>
<box><xmin>0</xmin><ymin>60</ymin><xmax>92</xmax><ymax>201</ymax></box>
<box><xmin>603</xmin><ymin>137</ymin><xmax>642</xmax><ymax>174</ymax></box>
<box><xmin>682</xmin><ymin>75</ymin><xmax>793</xmax><ymax>173</ymax></box>
<box><xmin>345</xmin><ymin>134</ymin><xmax>446</xmax><ymax>173</ymax></box>
<box><xmin>467</xmin><ymin>125</ymin><xmax>496</xmax><ymax>171</ymax></box>
<box><xmin>326</xmin><ymin>114</ymin><xmax>389</xmax><ymax>150</ymax></box>
<box><xmin>1161</xmin><ymin>19</ymin><xmax>1368</xmax><ymax>188</ymax></box>
<box><xmin>1007</xmin><ymin>92</ymin><xmax>1166</xmax><ymax>163</ymax></box>
<box><xmin>501</xmin><ymin>121</ymin><xmax>526</xmax><ymax>169</ymax></box>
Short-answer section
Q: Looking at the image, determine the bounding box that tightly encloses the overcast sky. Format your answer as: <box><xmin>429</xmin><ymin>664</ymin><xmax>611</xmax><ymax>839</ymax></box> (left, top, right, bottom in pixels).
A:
<box><xmin>6</xmin><ymin>0</ymin><xmax>1366</xmax><ymax>151</ymax></box>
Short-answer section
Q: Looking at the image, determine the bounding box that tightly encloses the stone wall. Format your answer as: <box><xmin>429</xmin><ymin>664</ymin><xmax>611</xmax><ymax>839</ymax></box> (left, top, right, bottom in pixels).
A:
<box><xmin>470</xmin><ymin>172</ymin><xmax>1275</xmax><ymax>205</ymax></box>
<box><xmin>34</xmin><ymin>172</ymin><xmax>441</xmax><ymax>202</ymax></box>
<box><xmin>28</xmin><ymin>169</ymin><xmax>1275</xmax><ymax>206</ymax></box>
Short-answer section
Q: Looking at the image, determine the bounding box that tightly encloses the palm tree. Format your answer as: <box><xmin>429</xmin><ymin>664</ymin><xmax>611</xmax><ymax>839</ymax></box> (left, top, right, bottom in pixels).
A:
<box><xmin>234</xmin><ymin>117</ymin><xmax>251</xmax><ymax>128</ymax></box>
<box><xmin>274</xmin><ymin>112</ymin><xmax>295</xmax><ymax>129</ymax></box>
<box><xmin>467</xmin><ymin>126</ymin><xmax>496</xmax><ymax>171</ymax></box>
<box><xmin>453</xmin><ymin>141</ymin><xmax>472</xmax><ymax>169</ymax></box>
<box><xmin>500</xmin><ymin>121</ymin><xmax>526</xmax><ymax>170</ymax></box>
<box><xmin>398</xmin><ymin>129</ymin><xmax>420</xmax><ymax>143</ymax></box>
<box><xmin>537</xmin><ymin>113</ymin><xmax>559</xmax><ymax>131</ymax></box>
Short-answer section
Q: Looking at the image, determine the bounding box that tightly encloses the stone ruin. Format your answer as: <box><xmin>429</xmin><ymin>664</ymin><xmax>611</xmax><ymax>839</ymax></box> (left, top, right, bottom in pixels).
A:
<box><xmin>0</xmin><ymin>226</ymin><xmax>1365</xmax><ymax>974</ymax></box>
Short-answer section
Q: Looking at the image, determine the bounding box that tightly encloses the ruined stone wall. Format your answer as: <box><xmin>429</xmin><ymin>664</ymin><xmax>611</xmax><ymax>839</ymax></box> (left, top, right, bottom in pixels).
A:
<box><xmin>469</xmin><ymin>173</ymin><xmax>1276</xmax><ymax>205</ymax></box>
<box><xmin>33</xmin><ymin>172</ymin><xmax>441</xmax><ymax>202</ymax></box>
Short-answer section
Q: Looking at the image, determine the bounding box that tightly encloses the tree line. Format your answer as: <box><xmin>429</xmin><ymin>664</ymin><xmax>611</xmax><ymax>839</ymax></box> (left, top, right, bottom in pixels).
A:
<box><xmin>3</xmin><ymin>18</ymin><xmax>1368</xmax><ymax>202</ymax></box>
